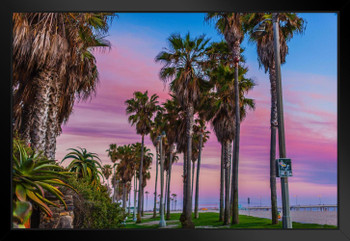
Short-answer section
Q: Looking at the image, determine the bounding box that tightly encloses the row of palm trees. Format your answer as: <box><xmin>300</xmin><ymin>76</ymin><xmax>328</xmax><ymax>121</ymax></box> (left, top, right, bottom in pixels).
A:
<box><xmin>12</xmin><ymin>12</ymin><xmax>305</xmax><ymax>229</ymax></box>
<box><xmin>105</xmin><ymin>143</ymin><xmax>153</xmax><ymax>213</ymax></box>
<box><xmin>121</xmin><ymin>13</ymin><xmax>305</xmax><ymax>228</ymax></box>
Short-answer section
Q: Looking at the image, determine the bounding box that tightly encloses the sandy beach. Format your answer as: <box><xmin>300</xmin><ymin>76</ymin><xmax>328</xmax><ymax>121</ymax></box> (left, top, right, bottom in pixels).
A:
<box><xmin>239</xmin><ymin>210</ymin><xmax>337</xmax><ymax>226</ymax></box>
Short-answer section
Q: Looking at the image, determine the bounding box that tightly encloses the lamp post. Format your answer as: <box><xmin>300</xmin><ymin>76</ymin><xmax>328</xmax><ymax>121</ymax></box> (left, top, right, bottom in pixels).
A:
<box><xmin>145</xmin><ymin>191</ymin><xmax>149</xmax><ymax>212</ymax></box>
<box><xmin>159</xmin><ymin>131</ymin><xmax>167</xmax><ymax>227</ymax></box>
<box><xmin>252</xmin><ymin>13</ymin><xmax>292</xmax><ymax>229</ymax></box>
<box><xmin>133</xmin><ymin>169</ymin><xmax>137</xmax><ymax>221</ymax></box>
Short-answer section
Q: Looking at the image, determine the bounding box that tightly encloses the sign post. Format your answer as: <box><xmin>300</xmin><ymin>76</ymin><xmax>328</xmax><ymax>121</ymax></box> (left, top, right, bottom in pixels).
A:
<box><xmin>248</xmin><ymin>197</ymin><xmax>250</xmax><ymax>216</ymax></box>
<box><xmin>273</xmin><ymin>12</ymin><xmax>292</xmax><ymax>229</ymax></box>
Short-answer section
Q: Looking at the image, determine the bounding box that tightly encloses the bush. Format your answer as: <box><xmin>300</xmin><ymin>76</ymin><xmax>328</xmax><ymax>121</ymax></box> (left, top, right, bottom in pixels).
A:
<box><xmin>67</xmin><ymin>176</ymin><xmax>126</xmax><ymax>229</ymax></box>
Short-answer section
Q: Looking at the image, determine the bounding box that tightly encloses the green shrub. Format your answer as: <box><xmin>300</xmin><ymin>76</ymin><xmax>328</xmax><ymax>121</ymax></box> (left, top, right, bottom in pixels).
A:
<box><xmin>67</xmin><ymin>176</ymin><xmax>126</xmax><ymax>229</ymax></box>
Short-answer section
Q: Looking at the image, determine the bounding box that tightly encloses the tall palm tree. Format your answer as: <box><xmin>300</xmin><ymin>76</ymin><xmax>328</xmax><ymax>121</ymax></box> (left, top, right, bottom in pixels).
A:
<box><xmin>106</xmin><ymin>144</ymin><xmax>118</xmax><ymax>163</ymax></box>
<box><xmin>125</xmin><ymin>91</ymin><xmax>159</xmax><ymax>222</ymax></box>
<box><xmin>156</xmin><ymin>33</ymin><xmax>210</xmax><ymax>228</ymax></box>
<box><xmin>209</xmin><ymin>62</ymin><xmax>256</xmax><ymax>224</ymax></box>
<box><xmin>115</xmin><ymin>144</ymin><xmax>136</xmax><ymax>210</ymax></box>
<box><xmin>165</xmin><ymin>145</ymin><xmax>179</xmax><ymax>220</ymax></box>
<box><xmin>102</xmin><ymin>164</ymin><xmax>113</xmax><ymax>191</ymax></box>
<box><xmin>12</xmin><ymin>13</ymin><xmax>114</xmax><ymax>159</ymax></box>
<box><xmin>162</xmin><ymin>97</ymin><xmax>181</xmax><ymax>220</ymax></box>
<box><xmin>243</xmin><ymin>12</ymin><xmax>305</xmax><ymax>224</ymax></box>
<box><xmin>205</xmin><ymin>40</ymin><xmax>240</xmax><ymax>222</ymax></box>
<box><xmin>193</xmin><ymin>119</ymin><xmax>210</xmax><ymax>219</ymax></box>
<box><xmin>132</xmin><ymin>142</ymin><xmax>153</xmax><ymax>218</ymax></box>
<box><xmin>149</xmin><ymin>108</ymin><xmax>165</xmax><ymax>218</ymax></box>
<box><xmin>165</xmin><ymin>95</ymin><xmax>188</xmax><ymax>217</ymax></box>
<box><xmin>205</xmin><ymin>13</ymin><xmax>247</xmax><ymax>224</ymax></box>
<box><xmin>191</xmin><ymin>133</ymin><xmax>200</xmax><ymax>203</ymax></box>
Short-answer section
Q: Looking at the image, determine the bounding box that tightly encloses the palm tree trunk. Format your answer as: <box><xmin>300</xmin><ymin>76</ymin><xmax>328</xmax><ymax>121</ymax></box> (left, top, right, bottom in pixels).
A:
<box><xmin>224</xmin><ymin>140</ymin><xmax>231</xmax><ymax>225</ymax></box>
<box><xmin>182</xmin><ymin>104</ymin><xmax>194</xmax><ymax>228</ymax></box>
<box><xmin>19</xmin><ymin>103</ymin><xmax>34</xmax><ymax>146</ymax></box>
<box><xmin>191</xmin><ymin>160</ymin><xmax>195</xmax><ymax>203</ymax></box>
<box><xmin>219</xmin><ymin>143</ymin><xmax>224</xmax><ymax>221</ymax></box>
<box><xmin>269</xmin><ymin>62</ymin><xmax>279</xmax><ymax>224</ymax></box>
<box><xmin>194</xmin><ymin>133</ymin><xmax>203</xmax><ymax>219</ymax></box>
<box><xmin>123</xmin><ymin>182</ymin><xmax>127</xmax><ymax>210</ymax></box>
<box><xmin>231</xmin><ymin>42</ymin><xmax>241</xmax><ymax>225</ymax></box>
<box><xmin>136</xmin><ymin>134</ymin><xmax>145</xmax><ymax>223</ymax></box>
<box><xmin>164</xmin><ymin>169</ymin><xmax>168</xmax><ymax>215</ymax></box>
<box><xmin>45</xmin><ymin>75</ymin><xmax>60</xmax><ymax>160</ymax></box>
<box><xmin>159</xmin><ymin>136</ymin><xmax>166</xmax><ymax>226</ymax></box>
<box><xmin>30</xmin><ymin>70</ymin><xmax>53</xmax><ymax>153</ymax></box>
<box><xmin>133</xmin><ymin>173</ymin><xmax>137</xmax><ymax>220</ymax></box>
<box><xmin>153</xmin><ymin>144</ymin><xmax>159</xmax><ymax>218</ymax></box>
<box><xmin>182</xmin><ymin>151</ymin><xmax>187</xmax><ymax>216</ymax></box>
<box><xmin>166</xmin><ymin>150</ymin><xmax>173</xmax><ymax>220</ymax></box>
<box><xmin>141</xmin><ymin>186</ymin><xmax>144</xmax><ymax>216</ymax></box>
<box><xmin>128</xmin><ymin>188</ymin><xmax>131</xmax><ymax>216</ymax></box>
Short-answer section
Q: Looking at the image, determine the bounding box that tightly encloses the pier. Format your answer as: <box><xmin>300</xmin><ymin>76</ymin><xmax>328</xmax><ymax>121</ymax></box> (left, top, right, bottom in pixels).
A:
<box><xmin>243</xmin><ymin>204</ymin><xmax>337</xmax><ymax>212</ymax></box>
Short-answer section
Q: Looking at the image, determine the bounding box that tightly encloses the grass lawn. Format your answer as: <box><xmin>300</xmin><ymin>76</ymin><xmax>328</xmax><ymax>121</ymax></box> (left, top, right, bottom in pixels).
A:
<box><xmin>122</xmin><ymin>212</ymin><xmax>337</xmax><ymax>229</ymax></box>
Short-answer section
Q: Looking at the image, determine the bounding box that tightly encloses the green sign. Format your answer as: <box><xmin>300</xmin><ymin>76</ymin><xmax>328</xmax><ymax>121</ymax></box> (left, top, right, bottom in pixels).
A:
<box><xmin>276</xmin><ymin>158</ymin><xmax>292</xmax><ymax>177</ymax></box>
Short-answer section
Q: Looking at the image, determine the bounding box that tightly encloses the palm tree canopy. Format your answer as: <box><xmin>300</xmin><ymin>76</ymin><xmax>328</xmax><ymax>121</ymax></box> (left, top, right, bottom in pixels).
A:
<box><xmin>205</xmin><ymin>13</ymin><xmax>246</xmax><ymax>58</ymax></box>
<box><xmin>210</xmin><ymin>64</ymin><xmax>255</xmax><ymax>143</ymax></box>
<box><xmin>243</xmin><ymin>12</ymin><xmax>306</xmax><ymax>72</ymax></box>
<box><xmin>155</xmin><ymin>33</ymin><xmax>211</xmax><ymax>109</ymax></box>
<box><xmin>125</xmin><ymin>91</ymin><xmax>159</xmax><ymax>136</ymax></box>
<box><xmin>13</xmin><ymin>13</ymin><xmax>115</xmax><ymax>134</ymax></box>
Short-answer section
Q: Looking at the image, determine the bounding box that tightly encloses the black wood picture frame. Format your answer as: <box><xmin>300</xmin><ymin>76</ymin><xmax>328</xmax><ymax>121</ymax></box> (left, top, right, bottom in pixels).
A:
<box><xmin>2</xmin><ymin>0</ymin><xmax>349</xmax><ymax>240</ymax></box>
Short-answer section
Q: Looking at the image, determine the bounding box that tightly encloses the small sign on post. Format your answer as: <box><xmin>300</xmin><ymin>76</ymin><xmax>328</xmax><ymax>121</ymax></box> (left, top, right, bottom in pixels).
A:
<box><xmin>276</xmin><ymin>158</ymin><xmax>292</xmax><ymax>177</ymax></box>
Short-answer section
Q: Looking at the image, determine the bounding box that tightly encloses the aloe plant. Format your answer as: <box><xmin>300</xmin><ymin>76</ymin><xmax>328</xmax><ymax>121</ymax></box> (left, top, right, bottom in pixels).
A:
<box><xmin>12</xmin><ymin>139</ymin><xmax>76</xmax><ymax>218</ymax></box>
<box><xmin>61</xmin><ymin>147</ymin><xmax>104</xmax><ymax>187</ymax></box>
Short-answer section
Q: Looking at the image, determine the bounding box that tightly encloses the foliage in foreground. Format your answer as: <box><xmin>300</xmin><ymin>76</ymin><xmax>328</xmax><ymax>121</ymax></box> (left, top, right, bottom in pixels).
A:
<box><xmin>12</xmin><ymin>137</ymin><xmax>75</xmax><ymax>227</ymax></box>
<box><xmin>67</xmin><ymin>176</ymin><xmax>126</xmax><ymax>229</ymax></box>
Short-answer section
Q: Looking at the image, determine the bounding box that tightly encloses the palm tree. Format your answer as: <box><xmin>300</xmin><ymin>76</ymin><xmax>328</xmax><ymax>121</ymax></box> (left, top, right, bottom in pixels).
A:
<box><xmin>205</xmin><ymin>13</ymin><xmax>247</xmax><ymax>224</ymax></box>
<box><xmin>132</xmin><ymin>142</ymin><xmax>153</xmax><ymax>217</ymax></box>
<box><xmin>162</xmin><ymin>97</ymin><xmax>181</xmax><ymax>220</ymax></box>
<box><xmin>243</xmin><ymin>12</ymin><xmax>305</xmax><ymax>224</ymax></box>
<box><xmin>61</xmin><ymin>147</ymin><xmax>104</xmax><ymax>187</ymax></box>
<box><xmin>102</xmin><ymin>164</ymin><xmax>113</xmax><ymax>191</ymax></box>
<box><xmin>209</xmin><ymin>62</ymin><xmax>256</xmax><ymax>224</ymax></box>
<box><xmin>12</xmin><ymin>13</ymin><xmax>114</xmax><ymax>159</ymax></box>
<box><xmin>156</xmin><ymin>33</ymin><xmax>210</xmax><ymax>228</ymax></box>
<box><xmin>125</xmin><ymin>91</ymin><xmax>159</xmax><ymax>222</ymax></box>
<box><xmin>193</xmin><ymin>119</ymin><xmax>210</xmax><ymax>218</ymax></box>
<box><xmin>205</xmin><ymin>40</ymin><xmax>240</xmax><ymax>223</ymax></box>
<box><xmin>165</xmin><ymin>145</ymin><xmax>179</xmax><ymax>220</ymax></box>
<box><xmin>149</xmin><ymin>108</ymin><xmax>165</xmax><ymax>218</ymax></box>
<box><xmin>102</xmin><ymin>164</ymin><xmax>112</xmax><ymax>180</ymax></box>
<box><xmin>171</xmin><ymin>193</ymin><xmax>177</xmax><ymax>211</ymax></box>
<box><xmin>145</xmin><ymin>191</ymin><xmax>149</xmax><ymax>212</ymax></box>
<box><xmin>106</xmin><ymin>144</ymin><xmax>118</xmax><ymax>163</ymax></box>
<box><xmin>115</xmin><ymin>144</ymin><xmax>136</xmax><ymax>210</ymax></box>
<box><xmin>165</xmin><ymin>95</ymin><xmax>188</xmax><ymax>217</ymax></box>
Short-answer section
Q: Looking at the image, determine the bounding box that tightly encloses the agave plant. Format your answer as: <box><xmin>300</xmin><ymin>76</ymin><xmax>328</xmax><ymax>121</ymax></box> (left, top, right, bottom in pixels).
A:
<box><xmin>12</xmin><ymin>139</ymin><xmax>75</xmax><ymax>218</ymax></box>
<box><xmin>12</xmin><ymin>200</ymin><xmax>32</xmax><ymax>228</ymax></box>
<box><xmin>61</xmin><ymin>147</ymin><xmax>104</xmax><ymax>187</ymax></box>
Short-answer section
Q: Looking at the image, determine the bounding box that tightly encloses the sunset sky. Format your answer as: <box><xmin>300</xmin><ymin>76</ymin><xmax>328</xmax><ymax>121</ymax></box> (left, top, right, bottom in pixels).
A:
<box><xmin>55</xmin><ymin>13</ymin><xmax>337</xmax><ymax>208</ymax></box>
